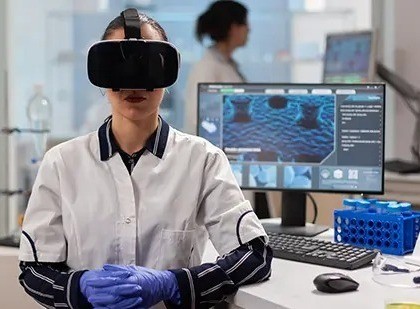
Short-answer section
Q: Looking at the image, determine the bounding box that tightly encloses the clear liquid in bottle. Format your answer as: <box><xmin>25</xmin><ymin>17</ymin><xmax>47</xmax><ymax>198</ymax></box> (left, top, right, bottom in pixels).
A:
<box><xmin>26</xmin><ymin>84</ymin><xmax>52</xmax><ymax>161</ymax></box>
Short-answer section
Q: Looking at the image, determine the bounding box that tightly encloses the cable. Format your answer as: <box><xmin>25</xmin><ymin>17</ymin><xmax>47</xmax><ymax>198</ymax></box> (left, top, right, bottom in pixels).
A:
<box><xmin>401</xmin><ymin>97</ymin><xmax>420</xmax><ymax>117</ymax></box>
<box><xmin>307</xmin><ymin>193</ymin><xmax>318</xmax><ymax>224</ymax></box>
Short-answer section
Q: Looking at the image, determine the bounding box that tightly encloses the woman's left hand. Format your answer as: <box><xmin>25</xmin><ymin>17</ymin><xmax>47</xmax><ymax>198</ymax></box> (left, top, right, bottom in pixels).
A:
<box><xmin>85</xmin><ymin>264</ymin><xmax>180</xmax><ymax>308</ymax></box>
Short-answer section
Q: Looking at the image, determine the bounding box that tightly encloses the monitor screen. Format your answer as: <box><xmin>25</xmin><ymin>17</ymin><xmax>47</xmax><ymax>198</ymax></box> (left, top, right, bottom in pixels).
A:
<box><xmin>323</xmin><ymin>31</ymin><xmax>374</xmax><ymax>83</ymax></box>
<box><xmin>197</xmin><ymin>83</ymin><xmax>385</xmax><ymax>194</ymax></box>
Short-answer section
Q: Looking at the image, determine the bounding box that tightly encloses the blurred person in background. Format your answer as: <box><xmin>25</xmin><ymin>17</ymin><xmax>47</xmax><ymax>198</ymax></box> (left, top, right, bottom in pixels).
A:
<box><xmin>184</xmin><ymin>0</ymin><xmax>249</xmax><ymax>134</ymax></box>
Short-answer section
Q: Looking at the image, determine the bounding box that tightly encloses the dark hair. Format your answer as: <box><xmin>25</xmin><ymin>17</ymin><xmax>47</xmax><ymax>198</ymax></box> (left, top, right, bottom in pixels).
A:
<box><xmin>196</xmin><ymin>0</ymin><xmax>248</xmax><ymax>43</ymax></box>
<box><xmin>101</xmin><ymin>11</ymin><xmax>168</xmax><ymax>41</ymax></box>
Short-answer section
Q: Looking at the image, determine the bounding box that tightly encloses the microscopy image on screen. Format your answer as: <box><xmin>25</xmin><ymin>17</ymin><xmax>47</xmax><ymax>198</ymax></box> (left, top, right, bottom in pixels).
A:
<box><xmin>198</xmin><ymin>117</ymin><xmax>221</xmax><ymax>147</ymax></box>
<box><xmin>222</xmin><ymin>94</ymin><xmax>335</xmax><ymax>163</ymax></box>
<box><xmin>249</xmin><ymin>164</ymin><xmax>277</xmax><ymax>188</ymax></box>
<box><xmin>197</xmin><ymin>93</ymin><xmax>224</xmax><ymax>147</ymax></box>
<box><xmin>284</xmin><ymin>166</ymin><xmax>312</xmax><ymax>189</ymax></box>
<box><xmin>230</xmin><ymin>164</ymin><xmax>243</xmax><ymax>186</ymax></box>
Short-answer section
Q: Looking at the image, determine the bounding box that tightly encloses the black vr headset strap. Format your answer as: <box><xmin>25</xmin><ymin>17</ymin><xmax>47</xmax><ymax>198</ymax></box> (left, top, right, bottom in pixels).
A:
<box><xmin>113</xmin><ymin>9</ymin><xmax>142</xmax><ymax>91</ymax></box>
<box><xmin>121</xmin><ymin>8</ymin><xmax>141</xmax><ymax>39</ymax></box>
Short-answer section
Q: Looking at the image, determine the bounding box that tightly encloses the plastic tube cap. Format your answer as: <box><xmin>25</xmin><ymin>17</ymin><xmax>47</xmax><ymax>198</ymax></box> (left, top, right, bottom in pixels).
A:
<box><xmin>343</xmin><ymin>199</ymin><xmax>358</xmax><ymax>207</ymax></box>
<box><xmin>357</xmin><ymin>200</ymin><xmax>371</xmax><ymax>209</ymax></box>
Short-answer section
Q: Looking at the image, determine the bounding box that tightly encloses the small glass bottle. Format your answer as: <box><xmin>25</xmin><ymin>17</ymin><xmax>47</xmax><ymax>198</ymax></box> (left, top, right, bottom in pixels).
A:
<box><xmin>26</xmin><ymin>84</ymin><xmax>52</xmax><ymax>161</ymax></box>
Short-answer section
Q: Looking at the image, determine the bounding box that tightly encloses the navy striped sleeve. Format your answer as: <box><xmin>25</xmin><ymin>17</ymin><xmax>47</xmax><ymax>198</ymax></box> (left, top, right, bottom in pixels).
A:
<box><xmin>19</xmin><ymin>261</ymin><xmax>92</xmax><ymax>309</ymax></box>
<box><xmin>168</xmin><ymin>237</ymin><xmax>272</xmax><ymax>308</ymax></box>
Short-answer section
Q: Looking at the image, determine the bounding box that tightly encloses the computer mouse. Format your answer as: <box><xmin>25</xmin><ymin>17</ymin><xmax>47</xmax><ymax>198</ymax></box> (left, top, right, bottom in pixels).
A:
<box><xmin>313</xmin><ymin>273</ymin><xmax>359</xmax><ymax>293</ymax></box>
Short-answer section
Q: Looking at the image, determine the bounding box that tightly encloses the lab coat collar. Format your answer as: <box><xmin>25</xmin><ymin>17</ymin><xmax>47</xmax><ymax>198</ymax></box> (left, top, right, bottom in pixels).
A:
<box><xmin>98</xmin><ymin>115</ymin><xmax>169</xmax><ymax>161</ymax></box>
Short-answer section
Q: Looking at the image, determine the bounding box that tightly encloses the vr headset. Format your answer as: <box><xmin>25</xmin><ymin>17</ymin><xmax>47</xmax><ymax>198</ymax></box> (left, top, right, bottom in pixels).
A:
<box><xmin>87</xmin><ymin>8</ymin><xmax>180</xmax><ymax>91</ymax></box>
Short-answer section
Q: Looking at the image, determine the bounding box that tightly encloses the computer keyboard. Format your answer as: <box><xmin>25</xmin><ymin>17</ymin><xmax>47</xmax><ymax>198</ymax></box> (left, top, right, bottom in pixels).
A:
<box><xmin>268</xmin><ymin>232</ymin><xmax>378</xmax><ymax>270</ymax></box>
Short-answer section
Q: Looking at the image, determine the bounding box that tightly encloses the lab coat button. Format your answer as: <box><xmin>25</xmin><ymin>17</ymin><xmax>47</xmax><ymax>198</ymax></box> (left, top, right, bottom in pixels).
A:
<box><xmin>125</xmin><ymin>217</ymin><xmax>132</xmax><ymax>224</ymax></box>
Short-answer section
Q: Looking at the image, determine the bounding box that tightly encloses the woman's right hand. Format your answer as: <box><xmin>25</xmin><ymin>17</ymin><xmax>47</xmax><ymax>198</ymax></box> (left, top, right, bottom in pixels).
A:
<box><xmin>79</xmin><ymin>269</ymin><xmax>132</xmax><ymax>300</ymax></box>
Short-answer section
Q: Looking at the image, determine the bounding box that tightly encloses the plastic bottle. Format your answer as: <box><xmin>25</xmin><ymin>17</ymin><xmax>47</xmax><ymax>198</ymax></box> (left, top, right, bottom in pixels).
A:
<box><xmin>27</xmin><ymin>158</ymin><xmax>41</xmax><ymax>188</ymax></box>
<box><xmin>26</xmin><ymin>84</ymin><xmax>52</xmax><ymax>161</ymax></box>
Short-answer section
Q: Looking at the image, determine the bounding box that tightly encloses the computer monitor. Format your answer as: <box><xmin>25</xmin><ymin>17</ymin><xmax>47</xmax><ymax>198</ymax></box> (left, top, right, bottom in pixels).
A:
<box><xmin>323</xmin><ymin>31</ymin><xmax>375</xmax><ymax>83</ymax></box>
<box><xmin>197</xmin><ymin>83</ymin><xmax>385</xmax><ymax>236</ymax></box>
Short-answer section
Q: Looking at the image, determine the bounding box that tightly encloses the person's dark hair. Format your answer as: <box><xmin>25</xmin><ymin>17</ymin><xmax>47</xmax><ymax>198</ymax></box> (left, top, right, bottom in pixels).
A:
<box><xmin>101</xmin><ymin>11</ymin><xmax>168</xmax><ymax>41</ymax></box>
<box><xmin>196</xmin><ymin>0</ymin><xmax>248</xmax><ymax>43</ymax></box>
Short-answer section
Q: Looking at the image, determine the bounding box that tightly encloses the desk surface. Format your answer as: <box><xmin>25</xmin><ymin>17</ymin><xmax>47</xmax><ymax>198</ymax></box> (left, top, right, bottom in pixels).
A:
<box><xmin>0</xmin><ymin>246</ymin><xmax>19</xmax><ymax>256</ymax></box>
<box><xmin>203</xmin><ymin>221</ymin><xmax>420</xmax><ymax>309</ymax></box>
<box><xmin>4</xmin><ymin>230</ymin><xmax>420</xmax><ymax>309</ymax></box>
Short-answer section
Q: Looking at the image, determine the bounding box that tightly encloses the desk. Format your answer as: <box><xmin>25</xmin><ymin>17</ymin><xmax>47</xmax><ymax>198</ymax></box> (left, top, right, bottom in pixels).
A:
<box><xmin>3</xmin><ymin>232</ymin><xmax>420</xmax><ymax>309</ymax></box>
<box><xmin>202</xmin><ymin>222</ymin><xmax>420</xmax><ymax>309</ymax></box>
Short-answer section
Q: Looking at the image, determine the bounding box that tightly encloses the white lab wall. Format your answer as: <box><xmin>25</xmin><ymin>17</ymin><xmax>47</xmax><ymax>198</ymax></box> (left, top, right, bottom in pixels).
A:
<box><xmin>291</xmin><ymin>1</ymin><xmax>372</xmax><ymax>83</ymax></box>
<box><xmin>372</xmin><ymin>0</ymin><xmax>396</xmax><ymax>159</ymax></box>
<box><xmin>0</xmin><ymin>0</ymin><xmax>9</xmax><ymax>237</ymax></box>
<box><xmin>369</xmin><ymin>0</ymin><xmax>420</xmax><ymax>161</ymax></box>
<box><xmin>3</xmin><ymin>0</ymin><xmax>376</xmax><ymax>234</ymax></box>
<box><xmin>7</xmin><ymin>0</ymin><xmax>73</xmax><ymax>232</ymax></box>
<box><xmin>290</xmin><ymin>10</ymin><xmax>355</xmax><ymax>82</ymax></box>
<box><xmin>393</xmin><ymin>0</ymin><xmax>420</xmax><ymax>161</ymax></box>
<box><xmin>325</xmin><ymin>0</ymin><xmax>372</xmax><ymax>29</ymax></box>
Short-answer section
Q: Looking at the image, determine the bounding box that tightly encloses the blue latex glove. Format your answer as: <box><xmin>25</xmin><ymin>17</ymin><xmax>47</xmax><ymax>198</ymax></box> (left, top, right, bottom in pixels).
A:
<box><xmin>88</xmin><ymin>292</ymin><xmax>143</xmax><ymax>309</ymax></box>
<box><xmin>85</xmin><ymin>280</ymin><xmax>143</xmax><ymax>309</ymax></box>
<box><xmin>79</xmin><ymin>269</ymin><xmax>133</xmax><ymax>301</ymax></box>
<box><xmin>88</xmin><ymin>264</ymin><xmax>181</xmax><ymax>308</ymax></box>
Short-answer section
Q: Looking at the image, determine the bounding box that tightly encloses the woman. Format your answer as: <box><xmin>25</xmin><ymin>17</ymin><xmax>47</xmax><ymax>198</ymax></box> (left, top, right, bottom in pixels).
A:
<box><xmin>185</xmin><ymin>0</ymin><xmax>269</xmax><ymax>223</ymax></box>
<box><xmin>184</xmin><ymin>0</ymin><xmax>249</xmax><ymax>134</ymax></box>
<box><xmin>18</xmin><ymin>9</ymin><xmax>271</xmax><ymax>309</ymax></box>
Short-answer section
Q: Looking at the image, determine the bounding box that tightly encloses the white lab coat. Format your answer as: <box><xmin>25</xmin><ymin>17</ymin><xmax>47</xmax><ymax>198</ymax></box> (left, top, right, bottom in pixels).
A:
<box><xmin>184</xmin><ymin>46</ymin><xmax>245</xmax><ymax>135</ymax></box>
<box><xmin>19</xmin><ymin>127</ymin><xmax>266</xmax><ymax>271</ymax></box>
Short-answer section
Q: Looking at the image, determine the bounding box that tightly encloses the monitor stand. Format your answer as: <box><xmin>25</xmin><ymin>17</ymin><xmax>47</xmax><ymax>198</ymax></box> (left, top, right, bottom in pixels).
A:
<box><xmin>262</xmin><ymin>191</ymin><xmax>329</xmax><ymax>237</ymax></box>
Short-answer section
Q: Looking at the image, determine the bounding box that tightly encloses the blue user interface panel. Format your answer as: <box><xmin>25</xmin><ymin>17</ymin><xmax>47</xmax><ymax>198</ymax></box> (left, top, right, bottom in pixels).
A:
<box><xmin>197</xmin><ymin>83</ymin><xmax>385</xmax><ymax>194</ymax></box>
<box><xmin>323</xmin><ymin>31</ymin><xmax>373</xmax><ymax>83</ymax></box>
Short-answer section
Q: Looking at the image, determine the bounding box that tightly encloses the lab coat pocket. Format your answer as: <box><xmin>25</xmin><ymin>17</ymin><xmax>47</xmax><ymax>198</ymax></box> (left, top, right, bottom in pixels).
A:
<box><xmin>157</xmin><ymin>229</ymin><xmax>195</xmax><ymax>270</ymax></box>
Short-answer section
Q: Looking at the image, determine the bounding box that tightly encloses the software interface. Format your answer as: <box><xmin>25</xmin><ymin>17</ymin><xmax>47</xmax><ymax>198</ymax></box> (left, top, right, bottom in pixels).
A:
<box><xmin>323</xmin><ymin>32</ymin><xmax>373</xmax><ymax>83</ymax></box>
<box><xmin>198</xmin><ymin>83</ymin><xmax>385</xmax><ymax>193</ymax></box>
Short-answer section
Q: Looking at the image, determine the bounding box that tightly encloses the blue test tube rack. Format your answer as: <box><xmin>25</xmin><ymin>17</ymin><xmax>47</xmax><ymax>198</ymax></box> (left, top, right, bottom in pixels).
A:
<box><xmin>334</xmin><ymin>203</ymin><xmax>420</xmax><ymax>255</ymax></box>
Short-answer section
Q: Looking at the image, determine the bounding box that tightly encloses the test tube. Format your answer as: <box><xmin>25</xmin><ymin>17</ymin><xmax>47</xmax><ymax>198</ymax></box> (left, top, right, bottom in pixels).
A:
<box><xmin>376</xmin><ymin>201</ymin><xmax>390</xmax><ymax>214</ymax></box>
<box><xmin>343</xmin><ymin>198</ymin><xmax>358</xmax><ymax>210</ymax></box>
<box><xmin>367</xmin><ymin>198</ymin><xmax>378</xmax><ymax>205</ymax></box>
<box><xmin>356</xmin><ymin>200</ymin><xmax>371</xmax><ymax>211</ymax></box>
<box><xmin>387</xmin><ymin>203</ymin><xmax>402</xmax><ymax>214</ymax></box>
<box><xmin>399</xmin><ymin>202</ymin><xmax>412</xmax><ymax>216</ymax></box>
